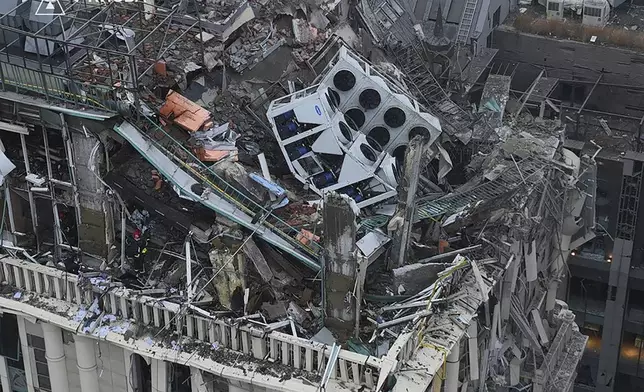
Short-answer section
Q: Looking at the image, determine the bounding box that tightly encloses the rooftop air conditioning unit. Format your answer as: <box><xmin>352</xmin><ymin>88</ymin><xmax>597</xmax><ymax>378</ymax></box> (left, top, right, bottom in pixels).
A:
<box><xmin>546</xmin><ymin>0</ymin><xmax>563</xmax><ymax>20</ymax></box>
<box><xmin>311</xmin><ymin>114</ymin><xmax>356</xmax><ymax>155</ymax></box>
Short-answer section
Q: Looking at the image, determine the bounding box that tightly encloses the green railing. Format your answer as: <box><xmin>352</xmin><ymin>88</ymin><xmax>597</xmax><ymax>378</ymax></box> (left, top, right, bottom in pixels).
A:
<box><xmin>136</xmin><ymin>115</ymin><xmax>323</xmax><ymax>266</ymax></box>
<box><xmin>0</xmin><ymin>61</ymin><xmax>115</xmax><ymax>111</ymax></box>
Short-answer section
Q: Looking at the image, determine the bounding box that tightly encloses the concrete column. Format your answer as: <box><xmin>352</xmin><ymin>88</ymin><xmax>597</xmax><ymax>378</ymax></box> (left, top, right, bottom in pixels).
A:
<box><xmin>597</xmin><ymin>154</ymin><xmax>644</xmax><ymax>392</ymax></box>
<box><xmin>151</xmin><ymin>359</ymin><xmax>168</xmax><ymax>392</ymax></box>
<box><xmin>0</xmin><ymin>355</ymin><xmax>12</xmax><ymax>392</ymax></box>
<box><xmin>41</xmin><ymin>323</ymin><xmax>70</xmax><ymax>392</ymax></box>
<box><xmin>123</xmin><ymin>349</ymin><xmax>135</xmax><ymax>392</ymax></box>
<box><xmin>16</xmin><ymin>316</ymin><xmax>36</xmax><ymax>392</ymax></box>
<box><xmin>74</xmin><ymin>336</ymin><xmax>99</xmax><ymax>392</ymax></box>
<box><xmin>322</xmin><ymin>192</ymin><xmax>358</xmax><ymax>339</ymax></box>
<box><xmin>71</xmin><ymin>132</ymin><xmax>110</xmax><ymax>257</ymax></box>
<box><xmin>444</xmin><ymin>342</ymin><xmax>460</xmax><ymax>392</ymax></box>
<box><xmin>389</xmin><ymin>135</ymin><xmax>428</xmax><ymax>268</ymax></box>
<box><xmin>191</xmin><ymin>367</ymin><xmax>209</xmax><ymax>392</ymax></box>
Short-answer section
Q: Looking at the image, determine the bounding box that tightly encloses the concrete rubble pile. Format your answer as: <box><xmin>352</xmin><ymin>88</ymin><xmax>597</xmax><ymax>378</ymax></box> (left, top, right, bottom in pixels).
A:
<box><xmin>0</xmin><ymin>0</ymin><xmax>594</xmax><ymax>390</ymax></box>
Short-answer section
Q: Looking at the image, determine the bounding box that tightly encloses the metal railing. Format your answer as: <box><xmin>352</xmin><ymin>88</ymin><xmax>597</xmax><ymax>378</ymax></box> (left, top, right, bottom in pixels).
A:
<box><xmin>0</xmin><ymin>60</ymin><xmax>115</xmax><ymax>110</ymax></box>
<box><xmin>131</xmin><ymin>116</ymin><xmax>324</xmax><ymax>263</ymax></box>
<box><xmin>0</xmin><ymin>257</ymin><xmax>382</xmax><ymax>387</ymax></box>
<box><xmin>360</xmin><ymin>155</ymin><xmax>545</xmax><ymax>228</ymax></box>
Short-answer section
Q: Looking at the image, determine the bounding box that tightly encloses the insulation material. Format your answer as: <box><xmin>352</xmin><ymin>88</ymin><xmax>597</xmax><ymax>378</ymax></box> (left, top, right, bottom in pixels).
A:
<box><xmin>524</xmin><ymin>240</ymin><xmax>538</xmax><ymax>282</ymax></box>
<box><xmin>0</xmin><ymin>150</ymin><xmax>16</xmax><ymax>186</ymax></box>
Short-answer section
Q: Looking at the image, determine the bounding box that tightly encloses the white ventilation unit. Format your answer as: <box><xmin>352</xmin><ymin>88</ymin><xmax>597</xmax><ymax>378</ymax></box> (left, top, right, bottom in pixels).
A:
<box><xmin>268</xmin><ymin>44</ymin><xmax>444</xmax><ymax>211</ymax></box>
<box><xmin>546</xmin><ymin>0</ymin><xmax>563</xmax><ymax>19</ymax></box>
<box><xmin>582</xmin><ymin>0</ymin><xmax>609</xmax><ymax>26</ymax></box>
<box><xmin>387</xmin><ymin>112</ymin><xmax>443</xmax><ymax>155</ymax></box>
<box><xmin>311</xmin><ymin>114</ymin><xmax>356</xmax><ymax>155</ymax></box>
<box><xmin>267</xmin><ymin>85</ymin><xmax>339</xmax><ymax>127</ymax></box>
<box><xmin>362</xmin><ymin>98</ymin><xmax>415</xmax><ymax>153</ymax></box>
<box><xmin>372</xmin><ymin>154</ymin><xmax>399</xmax><ymax>190</ymax></box>
<box><xmin>266</xmin><ymin>86</ymin><xmax>343</xmax><ymax>185</ymax></box>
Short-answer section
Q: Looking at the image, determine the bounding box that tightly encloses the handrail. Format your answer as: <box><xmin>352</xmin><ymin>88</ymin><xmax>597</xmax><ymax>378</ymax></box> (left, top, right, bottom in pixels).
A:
<box><xmin>136</xmin><ymin>115</ymin><xmax>324</xmax><ymax>260</ymax></box>
<box><xmin>0</xmin><ymin>257</ymin><xmax>381</xmax><ymax>387</ymax></box>
<box><xmin>0</xmin><ymin>61</ymin><xmax>114</xmax><ymax>111</ymax></box>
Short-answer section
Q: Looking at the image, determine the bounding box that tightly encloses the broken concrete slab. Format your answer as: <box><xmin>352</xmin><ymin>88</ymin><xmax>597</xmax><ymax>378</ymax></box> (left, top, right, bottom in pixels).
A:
<box><xmin>261</xmin><ymin>301</ymin><xmax>288</xmax><ymax>320</ymax></box>
<box><xmin>312</xmin><ymin>326</ymin><xmax>336</xmax><ymax>345</ymax></box>
<box><xmin>196</xmin><ymin>31</ymin><xmax>216</xmax><ymax>43</ymax></box>
<box><xmin>242</xmin><ymin>237</ymin><xmax>274</xmax><ymax>282</ymax></box>
<box><xmin>392</xmin><ymin>262</ymin><xmax>452</xmax><ymax>296</ymax></box>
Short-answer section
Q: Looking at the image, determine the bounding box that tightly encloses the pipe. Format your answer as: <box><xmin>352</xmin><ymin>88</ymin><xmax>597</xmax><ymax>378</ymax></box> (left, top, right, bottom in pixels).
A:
<box><xmin>186</xmin><ymin>233</ymin><xmax>193</xmax><ymax>300</ymax></box>
<box><xmin>445</xmin><ymin>341</ymin><xmax>460</xmax><ymax>392</ymax></box>
<box><xmin>120</xmin><ymin>208</ymin><xmax>126</xmax><ymax>269</ymax></box>
<box><xmin>41</xmin><ymin>323</ymin><xmax>70</xmax><ymax>392</ymax></box>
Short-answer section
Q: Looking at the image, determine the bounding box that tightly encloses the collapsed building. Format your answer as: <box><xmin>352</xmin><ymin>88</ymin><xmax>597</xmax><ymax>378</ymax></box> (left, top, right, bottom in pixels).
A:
<box><xmin>0</xmin><ymin>0</ymin><xmax>614</xmax><ymax>391</ymax></box>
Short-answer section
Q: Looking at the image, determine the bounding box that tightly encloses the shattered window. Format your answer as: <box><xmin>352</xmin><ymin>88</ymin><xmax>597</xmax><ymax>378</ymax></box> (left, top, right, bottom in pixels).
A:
<box><xmin>547</xmin><ymin>2</ymin><xmax>560</xmax><ymax>11</ymax></box>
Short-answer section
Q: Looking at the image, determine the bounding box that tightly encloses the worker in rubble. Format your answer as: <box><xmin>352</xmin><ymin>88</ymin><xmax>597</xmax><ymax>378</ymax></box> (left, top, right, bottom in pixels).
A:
<box><xmin>127</xmin><ymin>228</ymin><xmax>149</xmax><ymax>273</ymax></box>
<box><xmin>151</xmin><ymin>170</ymin><xmax>164</xmax><ymax>191</ymax></box>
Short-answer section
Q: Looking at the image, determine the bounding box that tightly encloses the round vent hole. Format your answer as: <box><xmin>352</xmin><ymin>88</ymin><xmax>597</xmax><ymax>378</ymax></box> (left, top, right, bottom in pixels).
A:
<box><xmin>393</xmin><ymin>145</ymin><xmax>407</xmax><ymax>164</ymax></box>
<box><xmin>328</xmin><ymin>88</ymin><xmax>341</xmax><ymax>108</ymax></box>
<box><xmin>333</xmin><ymin>70</ymin><xmax>356</xmax><ymax>92</ymax></box>
<box><xmin>359</xmin><ymin>89</ymin><xmax>381</xmax><ymax>110</ymax></box>
<box><xmin>338</xmin><ymin>122</ymin><xmax>353</xmax><ymax>142</ymax></box>
<box><xmin>359</xmin><ymin>143</ymin><xmax>378</xmax><ymax>162</ymax></box>
<box><xmin>392</xmin><ymin>163</ymin><xmax>401</xmax><ymax>183</ymax></box>
<box><xmin>384</xmin><ymin>107</ymin><xmax>406</xmax><ymax>128</ymax></box>
<box><xmin>345</xmin><ymin>109</ymin><xmax>365</xmax><ymax>129</ymax></box>
<box><xmin>367</xmin><ymin>126</ymin><xmax>390</xmax><ymax>150</ymax></box>
<box><xmin>409</xmin><ymin>126</ymin><xmax>431</xmax><ymax>141</ymax></box>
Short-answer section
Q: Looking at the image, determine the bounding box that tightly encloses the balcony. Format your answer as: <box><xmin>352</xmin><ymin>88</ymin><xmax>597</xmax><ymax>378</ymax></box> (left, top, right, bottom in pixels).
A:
<box><xmin>0</xmin><ymin>256</ymin><xmax>400</xmax><ymax>391</ymax></box>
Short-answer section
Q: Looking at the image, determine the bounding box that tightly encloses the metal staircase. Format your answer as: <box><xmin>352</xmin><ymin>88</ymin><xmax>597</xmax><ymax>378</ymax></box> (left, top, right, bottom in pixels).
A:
<box><xmin>360</xmin><ymin>156</ymin><xmax>545</xmax><ymax>229</ymax></box>
<box><xmin>113</xmin><ymin>118</ymin><xmax>322</xmax><ymax>271</ymax></box>
<box><xmin>385</xmin><ymin>24</ymin><xmax>475</xmax><ymax>139</ymax></box>
<box><xmin>456</xmin><ymin>0</ymin><xmax>479</xmax><ymax>45</ymax></box>
<box><xmin>415</xmin><ymin>156</ymin><xmax>544</xmax><ymax>220</ymax></box>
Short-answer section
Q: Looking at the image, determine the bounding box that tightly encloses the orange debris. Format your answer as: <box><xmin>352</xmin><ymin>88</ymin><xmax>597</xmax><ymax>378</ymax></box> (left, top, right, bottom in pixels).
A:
<box><xmin>159</xmin><ymin>90</ymin><xmax>211</xmax><ymax>133</ymax></box>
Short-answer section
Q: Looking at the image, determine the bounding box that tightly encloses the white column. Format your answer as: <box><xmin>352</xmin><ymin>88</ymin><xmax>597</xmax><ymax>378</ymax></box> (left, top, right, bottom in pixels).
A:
<box><xmin>444</xmin><ymin>342</ymin><xmax>460</xmax><ymax>392</ymax></box>
<box><xmin>41</xmin><ymin>323</ymin><xmax>70</xmax><ymax>392</ymax></box>
<box><xmin>74</xmin><ymin>336</ymin><xmax>99</xmax><ymax>392</ymax></box>
<box><xmin>16</xmin><ymin>316</ymin><xmax>36</xmax><ymax>392</ymax></box>
<box><xmin>151</xmin><ymin>359</ymin><xmax>168</xmax><ymax>392</ymax></box>
<box><xmin>228</xmin><ymin>380</ymin><xmax>248</xmax><ymax>392</ymax></box>
<box><xmin>191</xmin><ymin>367</ymin><xmax>209</xmax><ymax>392</ymax></box>
<box><xmin>0</xmin><ymin>356</ymin><xmax>12</xmax><ymax>392</ymax></box>
<box><xmin>123</xmin><ymin>349</ymin><xmax>135</xmax><ymax>392</ymax></box>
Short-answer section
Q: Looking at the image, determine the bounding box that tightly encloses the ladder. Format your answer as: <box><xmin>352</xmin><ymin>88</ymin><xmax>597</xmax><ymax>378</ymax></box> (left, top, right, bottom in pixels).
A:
<box><xmin>456</xmin><ymin>0</ymin><xmax>479</xmax><ymax>45</ymax></box>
